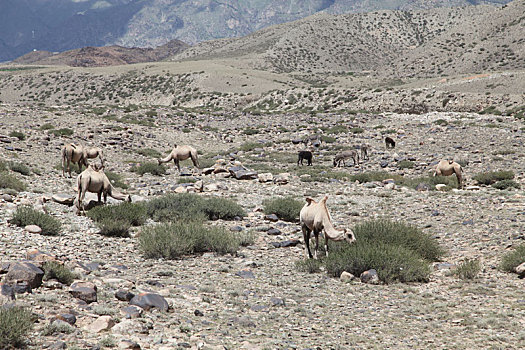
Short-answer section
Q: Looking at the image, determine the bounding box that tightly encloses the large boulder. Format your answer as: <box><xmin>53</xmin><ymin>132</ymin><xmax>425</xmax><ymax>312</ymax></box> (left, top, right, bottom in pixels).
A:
<box><xmin>69</xmin><ymin>281</ymin><xmax>98</xmax><ymax>303</ymax></box>
<box><xmin>5</xmin><ymin>261</ymin><xmax>44</xmax><ymax>289</ymax></box>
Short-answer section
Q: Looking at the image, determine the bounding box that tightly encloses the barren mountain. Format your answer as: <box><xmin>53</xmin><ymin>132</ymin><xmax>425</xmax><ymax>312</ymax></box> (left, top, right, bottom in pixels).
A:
<box><xmin>13</xmin><ymin>40</ymin><xmax>189</xmax><ymax>67</ymax></box>
<box><xmin>172</xmin><ymin>1</ymin><xmax>524</xmax><ymax>78</ymax></box>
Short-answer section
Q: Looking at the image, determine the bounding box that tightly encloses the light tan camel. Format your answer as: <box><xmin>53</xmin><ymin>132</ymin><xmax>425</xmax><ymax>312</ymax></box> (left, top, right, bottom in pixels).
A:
<box><xmin>333</xmin><ymin>150</ymin><xmax>359</xmax><ymax>167</ymax></box>
<box><xmin>61</xmin><ymin>143</ymin><xmax>104</xmax><ymax>177</ymax></box>
<box><xmin>75</xmin><ymin>164</ymin><xmax>130</xmax><ymax>214</ymax></box>
<box><xmin>433</xmin><ymin>159</ymin><xmax>463</xmax><ymax>189</ymax></box>
<box><xmin>158</xmin><ymin>145</ymin><xmax>199</xmax><ymax>171</ymax></box>
<box><xmin>299</xmin><ymin>195</ymin><xmax>356</xmax><ymax>259</ymax></box>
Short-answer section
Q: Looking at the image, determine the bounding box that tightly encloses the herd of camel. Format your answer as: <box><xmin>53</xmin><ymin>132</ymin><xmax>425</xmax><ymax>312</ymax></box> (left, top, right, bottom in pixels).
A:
<box><xmin>60</xmin><ymin>136</ymin><xmax>463</xmax><ymax>259</ymax></box>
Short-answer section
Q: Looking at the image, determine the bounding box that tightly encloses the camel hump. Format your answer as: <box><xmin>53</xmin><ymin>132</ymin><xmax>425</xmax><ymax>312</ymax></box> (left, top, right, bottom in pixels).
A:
<box><xmin>305</xmin><ymin>197</ymin><xmax>316</xmax><ymax>205</ymax></box>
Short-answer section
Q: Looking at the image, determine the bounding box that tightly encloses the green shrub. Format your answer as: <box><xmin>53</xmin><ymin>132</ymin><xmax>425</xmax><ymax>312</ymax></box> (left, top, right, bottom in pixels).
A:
<box><xmin>243</xmin><ymin>127</ymin><xmax>259</xmax><ymax>135</ymax></box>
<box><xmin>349</xmin><ymin>127</ymin><xmax>364</xmax><ymax>134</ymax></box>
<box><xmin>0</xmin><ymin>160</ymin><xmax>6</xmax><ymax>172</ymax></box>
<box><xmin>49</xmin><ymin>128</ymin><xmax>74</xmax><ymax>137</ymax></box>
<box><xmin>0</xmin><ymin>172</ymin><xmax>27</xmax><ymax>192</ymax></box>
<box><xmin>500</xmin><ymin>244</ymin><xmax>525</xmax><ymax>273</ymax></box>
<box><xmin>473</xmin><ymin>170</ymin><xmax>514</xmax><ymax>185</ymax></box>
<box><xmin>239</xmin><ymin>142</ymin><xmax>260</xmax><ymax>152</ymax></box>
<box><xmin>132</xmin><ymin>162</ymin><xmax>166</xmax><ymax>176</ymax></box>
<box><xmin>96</xmin><ymin>218</ymin><xmax>132</xmax><ymax>237</ymax></box>
<box><xmin>139</xmin><ymin>222</ymin><xmax>240</xmax><ymax>258</ymax></box>
<box><xmin>434</xmin><ymin>119</ymin><xmax>448</xmax><ymax>126</ymax></box>
<box><xmin>41</xmin><ymin>320</ymin><xmax>74</xmax><ymax>335</ymax></box>
<box><xmin>263</xmin><ymin>197</ymin><xmax>303</xmax><ymax>222</ymax></box>
<box><xmin>491</xmin><ymin>179</ymin><xmax>520</xmax><ymax>190</ymax></box>
<box><xmin>324</xmin><ymin>125</ymin><xmax>347</xmax><ymax>134</ymax></box>
<box><xmin>42</xmin><ymin>261</ymin><xmax>78</xmax><ymax>285</ymax></box>
<box><xmin>88</xmin><ymin>202</ymin><xmax>146</xmax><ymax>227</ymax></box>
<box><xmin>400</xmin><ymin>175</ymin><xmax>458</xmax><ymax>190</ymax></box>
<box><xmin>9</xmin><ymin>162</ymin><xmax>31</xmax><ymax>176</ymax></box>
<box><xmin>10</xmin><ymin>206</ymin><xmax>61</xmax><ymax>235</ymax></box>
<box><xmin>145</xmin><ymin>193</ymin><xmax>244</xmax><ymax>222</ymax></box>
<box><xmin>0</xmin><ymin>306</ymin><xmax>34</xmax><ymax>348</ymax></box>
<box><xmin>295</xmin><ymin>258</ymin><xmax>322</xmax><ymax>273</ymax></box>
<box><xmin>9</xmin><ymin>131</ymin><xmax>25</xmax><ymax>140</ymax></box>
<box><xmin>397</xmin><ymin>160</ymin><xmax>414</xmax><ymax>169</ymax></box>
<box><xmin>39</xmin><ymin>123</ymin><xmax>55</xmax><ymax>130</ymax></box>
<box><xmin>104</xmin><ymin>171</ymin><xmax>128</xmax><ymax>189</ymax></box>
<box><xmin>320</xmin><ymin>135</ymin><xmax>336</xmax><ymax>143</ymax></box>
<box><xmin>324</xmin><ymin>220</ymin><xmax>444</xmax><ymax>283</ymax></box>
<box><xmin>455</xmin><ymin>259</ymin><xmax>481</xmax><ymax>280</ymax></box>
<box><xmin>135</xmin><ymin>148</ymin><xmax>162</xmax><ymax>158</ymax></box>
<box><xmin>350</xmin><ymin>171</ymin><xmax>401</xmax><ymax>183</ymax></box>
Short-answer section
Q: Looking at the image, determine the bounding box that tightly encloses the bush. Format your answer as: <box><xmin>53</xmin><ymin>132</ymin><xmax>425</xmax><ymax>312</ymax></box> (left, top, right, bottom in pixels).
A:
<box><xmin>320</xmin><ymin>135</ymin><xmax>336</xmax><ymax>143</ymax></box>
<box><xmin>9</xmin><ymin>131</ymin><xmax>25</xmax><ymax>140</ymax></box>
<box><xmin>132</xmin><ymin>162</ymin><xmax>166</xmax><ymax>176</ymax></box>
<box><xmin>96</xmin><ymin>218</ymin><xmax>132</xmax><ymax>237</ymax></box>
<box><xmin>145</xmin><ymin>193</ymin><xmax>244</xmax><ymax>222</ymax></box>
<box><xmin>263</xmin><ymin>197</ymin><xmax>304</xmax><ymax>222</ymax></box>
<box><xmin>139</xmin><ymin>222</ymin><xmax>240</xmax><ymax>259</ymax></box>
<box><xmin>239</xmin><ymin>142</ymin><xmax>259</xmax><ymax>152</ymax></box>
<box><xmin>491</xmin><ymin>179</ymin><xmax>520</xmax><ymax>190</ymax></box>
<box><xmin>295</xmin><ymin>258</ymin><xmax>322</xmax><ymax>273</ymax></box>
<box><xmin>349</xmin><ymin>127</ymin><xmax>364</xmax><ymax>134</ymax></box>
<box><xmin>350</xmin><ymin>171</ymin><xmax>401</xmax><ymax>183</ymax></box>
<box><xmin>9</xmin><ymin>162</ymin><xmax>31</xmax><ymax>176</ymax></box>
<box><xmin>49</xmin><ymin>128</ymin><xmax>74</xmax><ymax>137</ymax></box>
<box><xmin>500</xmin><ymin>244</ymin><xmax>525</xmax><ymax>273</ymax></box>
<box><xmin>136</xmin><ymin>148</ymin><xmax>162</xmax><ymax>158</ymax></box>
<box><xmin>324</xmin><ymin>220</ymin><xmax>444</xmax><ymax>283</ymax></box>
<box><xmin>324</xmin><ymin>125</ymin><xmax>347</xmax><ymax>134</ymax></box>
<box><xmin>104</xmin><ymin>171</ymin><xmax>128</xmax><ymax>189</ymax></box>
<box><xmin>42</xmin><ymin>261</ymin><xmax>78</xmax><ymax>285</ymax></box>
<box><xmin>473</xmin><ymin>170</ymin><xmax>514</xmax><ymax>185</ymax></box>
<box><xmin>243</xmin><ymin>127</ymin><xmax>259</xmax><ymax>135</ymax></box>
<box><xmin>397</xmin><ymin>160</ymin><xmax>414</xmax><ymax>169</ymax></box>
<box><xmin>39</xmin><ymin>123</ymin><xmax>55</xmax><ymax>130</ymax></box>
<box><xmin>88</xmin><ymin>202</ymin><xmax>147</xmax><ymax>226</ymax></box>
<box><xmin>0</xmin><ymin>172</ymin><xmax>26</xmax><ymax>192</ymax></box>
<box><xmin>10</xmin><ymin>206</ymin><xmax>61</xmax><ymax>235</ymax></box>
<box><xmin>0</xmin><ymin>306</ymin><xmax>34</xmax><ymax>348</ymax></box>
<box><xmin>455</xmin><ymin>259</ymin><xmax>481</xmax><ymax>280</ymax></box>
<box><xmin>400</xmin><ymin>175</ymin><xmax>458</xmax><ymax>190</ymax></box>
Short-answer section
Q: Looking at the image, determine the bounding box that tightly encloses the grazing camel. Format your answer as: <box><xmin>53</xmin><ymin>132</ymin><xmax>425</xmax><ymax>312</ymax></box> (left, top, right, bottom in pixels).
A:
<box><xmin>76</xmin><ymin>164</ymin><xmax>131</xmax><ymax>214</ymax></box>
<box><xmin>434</xmin><ymin>159</ymin><xmax>463</xmax><ymax>189</ymax></box>
<box><xmin>300</xmin><ymin>195</ymin><xmax>355</xmax><ymax>259</ymax></box>
<box><xmin>385</xmin><ymin>137</ymin><xmax>396</xmax><ymax>149</ymax></box>
<box><xmin>360</xmin><ymin>143</ymin><xmax>370</xmax><ymax>161</ymax></box>
<box><xmin>158</xmin><ymin>145</ymin><xmax>199</xmax><ymax>171</ymax></box>
<box><xmin>61</xmin><ymin>143</ymin><xmax>104</xmax><ymax>177</ymax></box>
<box><xmin>297</xmin><ymin>150</ymin><xmax>313</xmax><ymax>166</ymax></box>
<box><xmin>333</xmin><ymin>150</ymin><xmax>359</xmax><ymax>167</ymax></box>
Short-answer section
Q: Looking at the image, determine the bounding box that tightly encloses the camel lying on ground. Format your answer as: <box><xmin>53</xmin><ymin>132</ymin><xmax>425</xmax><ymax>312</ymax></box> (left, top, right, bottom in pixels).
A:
<box><xmin>434</xmin><ymin>159</ymin><xmax>463</xmax><ymax>189</ymax></box>
<box><xmin>333</xmin><ymin>150</ymin><xmax>359</xmax><ymax>167</ymax></box>
<box><xmin>62</xmin><ymin>143</ymin><xmax>104</xmax><ymax>177</ymax></box>
<box><xmin>158</xmin><ymin>145</ymin><xmax>199</xmax><ymax>171</ymax></box>
<box><xmin>76</xmin><ymin>164</ymin><xmax>131</xmax><ymax>214</ymax></box>
<box><xmin>299</xmin><ymin>195</ymin><xmax>355</xmax><ymax>259</ymax></box>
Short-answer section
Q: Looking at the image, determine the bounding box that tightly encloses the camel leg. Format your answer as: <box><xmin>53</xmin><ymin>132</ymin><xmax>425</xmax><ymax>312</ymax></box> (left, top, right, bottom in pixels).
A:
<box><xmin>455</xmin><ymin>170</ymin><xmax>462</xmax><ymax>189</ymax></box>
<box><xmin>313</xmin><ymin>229</ymin><xmax>320</xmax><ymax>260</ymax></box>
<box><xmin>302</xmin><ymin>224</ymin><xmax>313</xmax><ymax>259</ymax></box>
<box><xmin>324</xmin><ymin>232</ymin><xmax>329</xmax><ymax>258</ymax></box>
<box><xmin>97</xmin><ymin>191</ymin><xmax>102</xmax><ymax>203</ymax></box>
<box><xmin>175</xmin><ymin>159</ymin><xmax>180</xmax><ymax>172</ymax></box>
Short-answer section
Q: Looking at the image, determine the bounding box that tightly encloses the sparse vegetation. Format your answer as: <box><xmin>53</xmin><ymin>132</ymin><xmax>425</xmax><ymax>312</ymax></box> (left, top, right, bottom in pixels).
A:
<box><xmin>324</xmin><ymin>220</ymin><xmax>444</xmax><ymax>283</ymax></box>
<box><xmin>9</xmin><ymin>131</ymin><xmax>25</xmax><ymax>140</ymax></box>
<box><xmin>135</xmin><ymin>148</ymin><xmax>162</xmax><ymax>158</ymax></box>
<box><xmin>0</xmin><ymin>306</ymin><xmax>34</xmax><ymax>349</ymax></box>
<box><xmin>473</xmin><ymin>170</ymin><xmax>514</xmax><ymax>185</ymax></box>
<box><xmin>131</xmin><ymin>162</ymin><xmax>167</xmax><ymax>176</ymax></box>
<box><xmin>10</xmin><ymin>206</ymin><xmax>62</xmax><ymax>235</ymax></box>
<box><xmin>42</xmin><ymin>261</ymin><xmax>79</xmax><ymax>285</ymax></box>
<box><xmin>491</xmin><ymin>179</ymin><xmax>520</xmax><ymax>190</ymax></box>
<box><xmin>49</xmin><ymin>128</ymin><xmax>74</xmax><ymax>137</ymax></box>
<box><xmin>0</xmin><ymin>171</ymin><xmax>27</xmax><ymax>192</ymax></box>
<box><xmin>263</xmin><ymin>197</ymin><xmax>303</xmax><ymax>222</ymax></box>
<box><xmin>9</xmin><ymin>162</ymin><xmax>31</xmax><ymax>176</ymax></box>
<box><xmin>455</xmin><ymin>259</ymin><xmax>481</xmax><ymax>280</ymax></box>
<box><xmin>500</xmin><ymin>244</ymin><xmax>525</xmax><ymax>273</ymax></box>
<box><xmin>397</xmin><ymin>160</ymin><xmax>415</xmax><ymax>169</ymax></box>
<box><xmin>139</xmin><ymin>221</ymin><xmax>240</xmax><ymax>259</ymax></box>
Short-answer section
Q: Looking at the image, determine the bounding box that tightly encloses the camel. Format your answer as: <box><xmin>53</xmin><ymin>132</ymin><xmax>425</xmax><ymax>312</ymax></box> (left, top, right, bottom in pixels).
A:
<box><xmin>61</xmin><ymin>143</ymin><xmax>104</xmax><ymax>177</ymax></box>
<box><xmin>158</xmin><ymin>145</ymin><xmax>199</xmax><ymax>171</ymax></box>
<box><xmin>300</xmin><ymin>195</ymin><xmax>355</xmax><ymax>259</ymax></box>
<box><xmin>385</xmin><ymin>137</ymin><xmax>396</xmax><ymax>149</ymax></box>
<box><xmin>360</xmin><ymin>143</ymin><xmax>370</xmax><ymax>161</ymax></box>
<box><xmin>333</xmin><ymin>150</ymin><xmax>359</xmax><ymax>167</ymax></box>
<box><xmin>433</xmin><ymin>159</ymin><xmax>463</xmax><ymax>189</ymax></box>
<box><xmin>75</xmin><ymin>164</ymin><xmax>131</xmax><ymax>214</ymax></box>
<box><xmin>297</xmin><ymin>150</ymin><xmax>313</xmax><ymax>166</ymax></box>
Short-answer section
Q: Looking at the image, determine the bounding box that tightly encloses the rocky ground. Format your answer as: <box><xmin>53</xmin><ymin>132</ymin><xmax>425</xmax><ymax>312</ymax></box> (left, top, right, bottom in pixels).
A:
<box><xmin>1</xmin><ymin>103</ymin><xmax>525</xmax><ymax>349</ymax></box>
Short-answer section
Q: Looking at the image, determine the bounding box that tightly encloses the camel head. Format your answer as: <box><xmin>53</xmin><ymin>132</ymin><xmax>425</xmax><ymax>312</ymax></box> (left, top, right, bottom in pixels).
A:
<box><xmin>343</xmin><ymin>228</ymin><xmax>356</xmax><ymax>244</ymax></box>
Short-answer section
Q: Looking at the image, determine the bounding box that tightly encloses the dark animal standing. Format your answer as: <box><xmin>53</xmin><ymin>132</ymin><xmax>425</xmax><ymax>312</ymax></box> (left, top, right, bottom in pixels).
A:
<box><xmin>385</xmin><ymin>137</ymin><xmax>396</xmax><ymax>149</ymax></box>
<box><xmin>298</xmin><ymin>151</ymin><xmax>313</xmax><ymax>166</ymax></box>
<box><xmin>360</xmin><ymin>143</ymin><xmax>370</xmax><ymax>161</ymax></box>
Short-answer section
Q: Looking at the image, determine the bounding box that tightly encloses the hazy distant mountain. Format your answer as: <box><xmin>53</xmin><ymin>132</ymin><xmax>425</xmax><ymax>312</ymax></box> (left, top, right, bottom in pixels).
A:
<box><xmin>0</xmin><ymin>0</ymin><xmax>511</xmax><ymax>62</ymax></box>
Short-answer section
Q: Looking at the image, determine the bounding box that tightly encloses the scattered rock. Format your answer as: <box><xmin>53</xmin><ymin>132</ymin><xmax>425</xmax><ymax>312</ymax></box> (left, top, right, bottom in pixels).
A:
<box><xmin>69</xmin><ymin>281</ymin><xmax>98</xmax><ymax>303</ymax></box>
<box><xmin>5</xmin><ymin>261</ymin><xmax>44</xmax><ymax>289</ymax></box>
<box><xmin>84</xmin><ymin>315</ymin><xmax>115</xmax><ymax>333</ymax></box>
<box><xmin>0</xmin><ymin>283</ymin><xmax>15</xmax><ymax>305</ymax></box>
<box><xmin>258</xmin><ymin>173</ymin><xmax>273</xmax><ymax>183</ymax></box>
<box><xmin>24</xmin><ymin>224</ymin><xmax>42</xmax><ymax>234</ymax></box>
<box><xmin>340</xmin><ymin>271</ymin><xmax>356</xmax><ymax>282</ymax></box>
<box><xmin>360</xmin><ymin>269</ymin><xmax>380</xmax><ymax>284</ymax></box>
<box><xmin>265</xmin><ymin>214</ymin><xmax>279</xmax><ymax>222</ymax></box>
<box><xmin>115</xmin><ymin>289</ymin><xmax>135</xmax><ymax>302</ymax></box>
<box><xmin>515</xmin><ymin>262</ymin><xmax>525</xmax><ymax>278</ymax></box>
<box><xmin>266</xmin><ymin>228</ymin><xmax>281</xmax><ymax>235</ymax></box>
<box><xmin>235</xmin><ymin>270</ymin><xmax>255</xmax><ymax>279</ymax></box>
<box><xmin>51</xmin><ymin>193</ymin><xmax>75</xmax><ymax>206</ymax></box>
<box><xmin>130</xmin><ymin>293</ymin><xmax>169</xmax><ymax>312</ymax></box>
<box><xmin>121</xmin><ymin>305</ymin><xmax>143</xmax><ymax>319</ymax></box>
